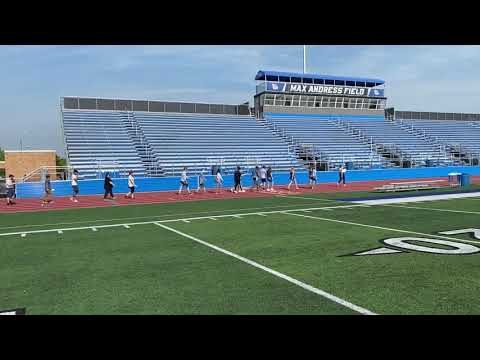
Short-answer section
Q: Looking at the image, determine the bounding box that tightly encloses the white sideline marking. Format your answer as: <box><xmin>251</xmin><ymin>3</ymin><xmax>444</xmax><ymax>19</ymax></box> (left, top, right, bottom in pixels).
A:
<box><xmin>276</xmin><ymin>195</ymin><xmax>335</xmax><ymax>202</ymax></box>
<box><xmin>155</xmin><ymin>222</ymin><xmax>376</xmax><ymax>316</ymax></box>
<box><xmin>0</xmin><ymin>202</ymin><xmax>333</xmax><ymax>232</ymax></box>
<box><xmin>0</xmin><ymin>204</ymin><xmax>363</xmax><ymax>238</ymax></box>
<box><xmin>353</xmin><ymin>192</ymin><xmax>480</xmax><ymax>205</ymax></box>
<box><xmin>383</xmin><ymin>204</ymin><xmax>480</xmax><ymax>216</ymax></box>
<box><xmin>232</xmin><ymin>215</ymin><xmax>243</xmax><ymax>219</ymax></box>
<box><xmin>283</xmin><ymin>212</ymin><xmax>480</xmax><ymax>245</ymax></box>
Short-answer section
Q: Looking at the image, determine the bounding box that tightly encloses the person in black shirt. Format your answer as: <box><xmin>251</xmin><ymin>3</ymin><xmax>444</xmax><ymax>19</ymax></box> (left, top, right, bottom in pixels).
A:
<box><xmin>104</xmin><ymin>173</ymin><xmax>115</xmax><ymax>200</ymax></box>
<box><xmin>233</xmin><ymin>166</ymin><xmax>242</xmax><ymax>193</ymax></box>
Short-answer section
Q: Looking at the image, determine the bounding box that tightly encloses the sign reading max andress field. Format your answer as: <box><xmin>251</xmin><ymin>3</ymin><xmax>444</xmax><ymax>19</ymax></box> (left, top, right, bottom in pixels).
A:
<box><xmin>266</xmin><ymin>82</ymin><xmax>385</xmax><ymax>97</ymax></box>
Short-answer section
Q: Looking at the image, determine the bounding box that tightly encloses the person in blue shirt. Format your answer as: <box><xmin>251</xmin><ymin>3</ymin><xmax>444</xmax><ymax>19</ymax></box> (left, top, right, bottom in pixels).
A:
<box><xmin>41</xmin><ymin>174</ymin><xmax>54</xmax><ymax>207</ymax></box>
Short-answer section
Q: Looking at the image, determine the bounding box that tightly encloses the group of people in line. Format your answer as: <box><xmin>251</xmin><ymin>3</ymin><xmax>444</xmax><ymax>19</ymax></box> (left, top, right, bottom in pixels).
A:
<box><xmin>176</xmin><ymin>164</ymin><xmax>347</xmax><ymax>195</ymax></box>
<box><xmin>4</xmin><ymin>165</ymin><xmax>348</xmax><ymax>206</ymax></box>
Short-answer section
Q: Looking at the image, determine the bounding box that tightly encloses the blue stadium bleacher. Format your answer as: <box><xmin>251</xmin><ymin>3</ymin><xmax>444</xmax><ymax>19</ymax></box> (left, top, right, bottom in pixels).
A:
<box><xmin>62</xmin><ymin>110</ymin><xmax>304</xmax><ymax>178</ymax></box>
<box><xmin>343</xmin><ymin>118</ymin><xmax>456</xmax><ymax>167</ymax></box>
<box><xmin>62</xmin><ymin>110</ymin><xmax>147</xmax><ymax>179</ymax></box>
<box><xmin>264</xmin><ymin>114</ymin><xmax>391</xmax><ymax>169</ymax></box>
<box><xmin>398</xmin><ymin>119</ymin><xmax>480</xmax><ymax>159</ymax></box>
<box><xmin>134</xmin><ymin>112</ymin><xmax>303</xmax><ymax>175</ymax></box>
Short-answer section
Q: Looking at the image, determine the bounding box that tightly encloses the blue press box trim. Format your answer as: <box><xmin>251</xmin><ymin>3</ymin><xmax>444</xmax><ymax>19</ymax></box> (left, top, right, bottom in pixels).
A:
<box><xmin>15</xmin><ymin>166</ymin><xmax>480</xmax><ymax>199</ymax></box>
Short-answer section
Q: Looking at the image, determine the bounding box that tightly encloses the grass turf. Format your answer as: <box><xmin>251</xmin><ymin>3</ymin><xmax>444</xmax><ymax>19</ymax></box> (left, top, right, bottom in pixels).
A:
<box><xmin>1</xmin><ymin>187</ymin><xmax>480</xmax><ymax>314</ymax></box>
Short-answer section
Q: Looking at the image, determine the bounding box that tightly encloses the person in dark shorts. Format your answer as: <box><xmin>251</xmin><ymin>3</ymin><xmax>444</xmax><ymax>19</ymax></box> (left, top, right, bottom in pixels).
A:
<box><xmin>337</xmin><ymin>165</ymin><xmax>346</xmax><ymax>187</ymax></box>
<box><xmin>287</xmin><ymin>167</ymin><xmax>299</xmax><ymax>191</ymax></box>
<box><xmin>178</xmin><ymin>167</ymin><xmax>191</xmax><ymax>195</ymax></box>
<box><xmin>197</xmin><ymin>171</ymin><xmax>206</xmax><ymax>193</ymax></box>
<box><xmin>6</xmin><ymin>174</ymin><xmax>16</xmax><ymax>205</ymax></box>
<box><xmin>233</xmin><ymin>166</ymin><xmax>242</xmax><ymax>193</ymax></box>
<box><xmin>125</xmin><ymin>170</ymin><xmax>136</xmax><ymax>199</ymax></box>
<box><xmin>70</xmin><ymin>169</ymin><xmax>79</xmax><ymax>202</ymax></box>
<box><xmin>251</xmin><ymin>166</ymin><xmax>258</xmax><ymax>192</ymax></box>
<box><xmin>41</xmin><ymin>174</ymin><xmax>54</xmax><ymax>207</ymax></box>
<box><xmin>259</xmin><ymin>165</ymin><xmax>267</xmax><ymax>191</ymax></box>
<box><xmin>104</xmin><ymin>172</ymin><xmax>115</xmax><ymax>199</ymax></box>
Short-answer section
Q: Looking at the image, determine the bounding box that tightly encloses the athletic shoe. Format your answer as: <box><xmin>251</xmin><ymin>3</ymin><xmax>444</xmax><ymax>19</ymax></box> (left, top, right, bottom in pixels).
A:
<box><xmin>74</xmin><ymin>199</ymin><xmax>78</xmax><ymax>203</ymax></box>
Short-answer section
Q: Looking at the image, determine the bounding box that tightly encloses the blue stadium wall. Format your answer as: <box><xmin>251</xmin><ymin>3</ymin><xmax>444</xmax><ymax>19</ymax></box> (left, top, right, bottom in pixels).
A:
<box><xmin>16</xmin><ymin>166</ymin><xmax>480</xmax><ymax>198</ymax></box>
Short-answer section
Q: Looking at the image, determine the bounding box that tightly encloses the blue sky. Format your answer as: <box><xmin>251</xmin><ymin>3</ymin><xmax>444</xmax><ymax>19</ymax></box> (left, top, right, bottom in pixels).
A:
<box><xmin>1</xmin><ymin>45</ymin><xmax>479</xmax><ymax>156</ymax></box>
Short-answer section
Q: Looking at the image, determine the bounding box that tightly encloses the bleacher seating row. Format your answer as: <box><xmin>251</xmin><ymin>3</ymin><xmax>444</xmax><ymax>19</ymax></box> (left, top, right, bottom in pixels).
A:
<box><xmin>62</xmin><ymin>110</ymin><xmax>303</xmax><ymax>179</ymax></box>
<box><xmin>264</xmin><ymin>114</ymin><xmax>390</xmax><ymax>169</ymax></box>
<box><xmin>62</xmin><ymin>109</ymin><xmax>480</xmax><ymax>179</ymax></box>
<box><xmin>399</xmin><ymin>119</ymin><xmax>480</xmax><ymax>156</ymax></box>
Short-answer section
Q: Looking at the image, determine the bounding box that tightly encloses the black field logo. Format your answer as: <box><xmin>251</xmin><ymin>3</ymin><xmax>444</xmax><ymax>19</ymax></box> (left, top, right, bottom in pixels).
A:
<box><xmin>347</xmin><ymin>228</ymin><xmax>480</xmax><ymax>256</ymax></box>
<box><xmin>0</xmin><ymin>308</ymin><xmax>26</xmax><ymax>315</ymax></box>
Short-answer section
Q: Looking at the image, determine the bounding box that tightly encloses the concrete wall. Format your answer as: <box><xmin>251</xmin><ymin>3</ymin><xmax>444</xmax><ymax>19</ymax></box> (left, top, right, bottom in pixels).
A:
<box><xmin>5</xmin><ymin>151</ymin><xmax>56</xmax><ymax>180</ymax></box>
<box><xmin>16</xmin><ymin>166</ymin><xmax>480</xmax><ymax>199</ymax></box>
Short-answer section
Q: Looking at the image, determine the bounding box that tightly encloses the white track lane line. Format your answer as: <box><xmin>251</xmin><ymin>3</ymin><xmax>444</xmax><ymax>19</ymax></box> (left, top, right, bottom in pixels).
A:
<box><xmin>155</xmin><ymin>222</ymin><xmax>376</xmax><ymax>315</ymax></box>
<box><xmin>283</xmin><ymin>211</ymin><xmax>480</xmax><ymax>245</ymax></box>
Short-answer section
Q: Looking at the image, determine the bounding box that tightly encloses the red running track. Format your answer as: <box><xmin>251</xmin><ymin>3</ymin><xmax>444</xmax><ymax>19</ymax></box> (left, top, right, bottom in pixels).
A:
<box><xmin>1</xmin><ymin>177</ymin><xmax>479</xmax><ymax>214</ymax></box>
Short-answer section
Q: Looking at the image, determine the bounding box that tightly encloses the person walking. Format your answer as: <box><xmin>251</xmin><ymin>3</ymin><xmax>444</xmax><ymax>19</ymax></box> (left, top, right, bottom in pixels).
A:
<box><xmin>232</xmin><ymin>166</ymin><xmax>242</xmax><ymax>193</ymax></box>
<box><xmin>41</xmin><ymin>174</ymin><xmax>54</xmax><ymax>207</ymax></box>
<box><xmin>266</xmin><ymin>166</ymin><xmax>274</xmax><ymax>192</ymax></box>
<box><xmin>178</xmin><ymin>167</ymin><xmax>191</xmax><ymax>195</ymax></box>
<box><xmin>70</xmin><ymin>169</ymin><xmax>80</xmax><ymax>203</ymax></box>
<box><xmin>287</xmin><ymin>167</ymin><xmax>299</xmax><ymax>191</ymax></box>
<box><xmin>104</xmin><ymin>172</ymin><xmax>115</xmax><ymax>200</ymax></box>
<box><xmin>338</xmin><ymin>165</ymin><xmax>347</xmax><ymax>187</ymax></box>
<box><xmin>125</xmin><ymin>171</ymin><xmax>136</xmax><ymax>199</ymax></box>
<box><xmin>197</xmin><ymin>171</ymin><xmax>207</xmax><ymax>193</ymax></box>
<box><xmin>310</xmin><ymin>165</ymin><xmax>317</xmax><ymax>190</ymax></box>
<box><xmin>215</xmin><ymin>169</ymin><xmax>223</xmax><ymax>194</ymax></box>
<box><xmin>5</xmin><ymin>174</ymin><xmax>16</xmax><ymax>206</ymax></box>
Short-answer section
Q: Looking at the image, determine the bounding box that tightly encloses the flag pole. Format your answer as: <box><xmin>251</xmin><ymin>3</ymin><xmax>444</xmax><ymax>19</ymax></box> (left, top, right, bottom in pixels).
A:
<box><xmin>303</xmin><ymin>45</ymin><xmax>307</xmax><ymax>74</ymax></box>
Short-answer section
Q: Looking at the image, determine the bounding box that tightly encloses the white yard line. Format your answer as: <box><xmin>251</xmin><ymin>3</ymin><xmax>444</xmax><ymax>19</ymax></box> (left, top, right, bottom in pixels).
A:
<box><xmin>0</xmin><ymin>204</ymin><xmax>363</xmax><ymax>238</ymax></box>
<box><xmin>155</xmin><ymin>222</ymin><xmax>376</xmax><ymax>316</ymax></box>
<box><xmin>282</xmin><ymin>212</ymin><xmax>480</xmax><ymax>245</ymax></box>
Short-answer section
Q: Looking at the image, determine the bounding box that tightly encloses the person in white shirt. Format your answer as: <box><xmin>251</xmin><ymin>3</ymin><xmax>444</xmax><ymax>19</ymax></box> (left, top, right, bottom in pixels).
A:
<box><xmin>178</xmin><ymin>167</ymin><xmax>191</xmax><ymax>195</ymax></box>
<box><xmin>215</xmin><ymin>169</ymin><xmax>223</xmax><ymax>194</ymax></box>
<box><xmin>70</xmin><ymin>169</ymin><xmax>79</xmax><ymax>202</ymax></box>
<box><xmin>310</xmin><ymin>166</ymin><xmax>317</xmax><ymax>190</ymax></box>
<box><xmin>125</xmin><ymin>171</ymin><xmax>136</xmax><ymax>199</ymax></box>
<box><xmin>6</xmin><ymin>174</ymin><xmax>16</xmax><ymax>206</ymax></box>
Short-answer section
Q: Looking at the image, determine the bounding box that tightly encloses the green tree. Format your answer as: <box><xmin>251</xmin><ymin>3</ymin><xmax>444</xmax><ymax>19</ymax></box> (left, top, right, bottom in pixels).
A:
<box><xmin>0</xmin><ymin>148</ymin><xmax>4</xmax><ymax>161</ymax></box>
<box><xmin>56</xmin><ymin>155</ymin><xmax>67</xmax><ymax>167</ymax></box>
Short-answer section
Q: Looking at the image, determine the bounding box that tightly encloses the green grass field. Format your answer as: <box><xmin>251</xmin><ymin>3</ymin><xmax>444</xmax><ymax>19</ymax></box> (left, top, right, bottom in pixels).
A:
<box><xmin>2</xmin><ymin>189</ymin><xmax>480</xmax><ymax>315</ymax></box>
